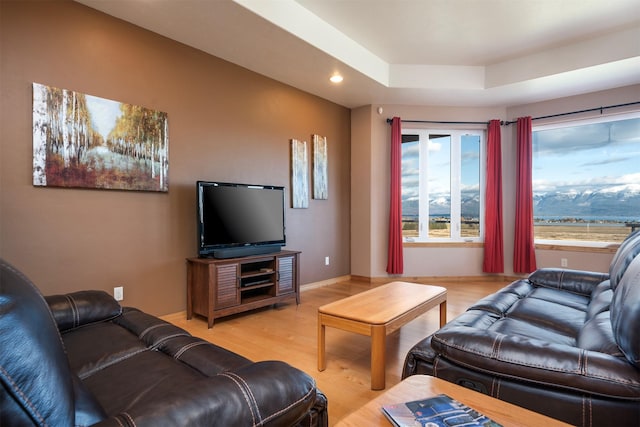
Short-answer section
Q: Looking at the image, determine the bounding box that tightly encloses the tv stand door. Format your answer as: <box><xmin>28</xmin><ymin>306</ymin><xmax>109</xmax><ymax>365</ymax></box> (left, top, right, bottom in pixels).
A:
<box><xmin>277</xmin><ymin>255</ymin><xmax>296</xmax><ymax>295</ymax></box>
<box><xmin>214</xmin><ymin>263</ymin><xmax>240</xmax><ymax>309</ymax></box>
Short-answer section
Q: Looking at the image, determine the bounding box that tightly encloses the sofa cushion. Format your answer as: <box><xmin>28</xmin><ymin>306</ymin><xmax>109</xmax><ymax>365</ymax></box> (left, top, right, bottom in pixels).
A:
<box><xmin>577</xmin><ymin>311</ymin><xmax>623</xmax><ymax>356</ymax></box>
<box><xmin>46</xmin><ymin>290</ymin><xmax>122</xmax><ymax>332</ymax></box>
<box><xmin>0</xmin><ymin>258</ymin><xmax>105</xmax><ymax>426</ymax></box>
<box><xmin>609</xmin><ymin>230</ymin><xmax>640</xmax><ymax>290</ymax></box>
<box><xmin>587</xmin><ymin>280</ymin><xmax>613</xmax><ymax>318</ymax></box>
<box><xmin>610</xmin><ymin>253</ymin><xmax>640</xmax><ymax>367</ymax></box>
<box><xmin>62</xmin><ymin>321</ymin><xmax>150</xmax><ymax>379</ymax></box>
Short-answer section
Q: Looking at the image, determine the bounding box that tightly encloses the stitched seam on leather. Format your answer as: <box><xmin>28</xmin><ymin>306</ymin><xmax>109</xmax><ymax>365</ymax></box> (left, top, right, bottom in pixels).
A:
<box><xmin>219</xmin><ymin>372</ymin><xmax>260</xmax><ymax>426</ymax></box>
<box><xmin>65</xmin><ymin>294</ymin><xmax>80</xmax><ymax>328</ymax></box>
<box><xmin>122</xmin><ymin>412</ymin><xmax>136</xmax><ymax>427</ymax></box>
<box><xmin>0</xmin><ymin>365</ymin><xmax>47</xmax><ymax>425</ymax></box>
<box><xmin>490</xmin><ymin>334</ymin><xmax>504</xmax><ymax>358</ymax></box>
<box><xmin>149</xmin><ymin>332</ymin><xmax>190</xmax><ymax>350</ymax></box>
<box><xmin>138</xmin><ymin>323</ymin><xmax>166</xmax><ymax>339</ymax></box>
<box><xmin>59</xmin><ymin>309</ymin><xmax>123</xmax><ymax>333</ymax></box>
<box><xmin>78</xmin><ymin>347</ymin><xmax>149</xmax><ymax>379</ymax></box>
<box><xmin>434</xmin><ymin>334</ymin><xmax>582</xmax><ymax>373</ymax></box>
<box><xmin>224</xmin><ymin>372</ymin><xmax>263</xmax><ymax>424</ymax></box>
<box><xmin>174</xmin><ymin>341</ymin><xmax>208</xmax><ymax>359</ymax></box>
<box><xmin>261</xmin><ymin>384</ymin><xmax>316</xmax><ymax>425</ymax></box>
<box><xmin>112</xmin><ymin>413</ymin><xmax>135</xmax><ymax>427</ymax></box>
<box><xmin>431</xmin><ymin>335</ymin><xmax>638</xmax><ymax>386</ymax></box>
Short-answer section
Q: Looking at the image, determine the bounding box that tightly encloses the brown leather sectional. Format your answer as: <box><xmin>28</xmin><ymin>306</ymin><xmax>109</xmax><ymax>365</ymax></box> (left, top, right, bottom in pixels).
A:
<box><xmin>403</xmin><ymin>231</ymin><xmax>640</xmax><ymax>426</ymax></box>
<box><xmin>0</xmin><ymin>258</ymin><xmax>327</xmax><ymax>426</ymax></box>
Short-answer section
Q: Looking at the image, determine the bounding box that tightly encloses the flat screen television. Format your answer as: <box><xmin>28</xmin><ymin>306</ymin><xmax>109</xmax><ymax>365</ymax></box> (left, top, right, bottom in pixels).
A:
<box><xmin>196</xmin><ymin>181</ymin><xmax>286</xmax><ymax>258</ymax></box>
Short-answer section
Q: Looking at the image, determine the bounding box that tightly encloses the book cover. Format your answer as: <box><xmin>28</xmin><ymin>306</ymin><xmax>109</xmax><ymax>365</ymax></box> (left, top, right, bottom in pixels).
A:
<box><xmin>382</xmin><ymin>393</ymin><xmax>503</xmax><ymax>427</ymax></box>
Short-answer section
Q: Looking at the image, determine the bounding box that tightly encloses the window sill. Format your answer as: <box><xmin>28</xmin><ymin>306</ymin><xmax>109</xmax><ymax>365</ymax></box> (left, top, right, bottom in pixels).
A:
<box><xmin>404</xmin><ymin>241</ymin><xmax>484</xmax><ymax>248</ymax></box>
<box><xmin>535</xmin><ymin>240</ymin><xmax>620</xmax><ymax>254</ymax></box>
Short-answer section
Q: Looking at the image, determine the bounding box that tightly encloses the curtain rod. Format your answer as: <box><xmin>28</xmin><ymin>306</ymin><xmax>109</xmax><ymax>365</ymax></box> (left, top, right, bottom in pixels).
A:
<box><xmin>386</xmin><ymin>118</ymin><xmax>489</xmax><ymax>125</ymax></box>
<box><xmin>386</xmin><ymin>101</ymin><xmax>640</xmax><ymax>127</ymax></box>
<box><xmin>502</xmin><ymin>101</ymin><xmax>640</xmax><ymax>125</ymax></box>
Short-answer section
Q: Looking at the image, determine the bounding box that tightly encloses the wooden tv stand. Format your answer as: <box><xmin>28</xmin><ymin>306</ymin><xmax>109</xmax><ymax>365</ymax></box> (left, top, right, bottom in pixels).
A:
<box><xmin>186</xmin><ymin>250</ymin><xmax>300</xmax><ymax>328</ymax></box>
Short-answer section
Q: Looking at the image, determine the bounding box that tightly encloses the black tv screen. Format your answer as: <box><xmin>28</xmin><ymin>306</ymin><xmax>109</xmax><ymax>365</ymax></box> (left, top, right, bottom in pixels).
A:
<box><xmin>197</xmin><ymin>181</ymin><xmax>286</xmax><ymax>258</ymax></box>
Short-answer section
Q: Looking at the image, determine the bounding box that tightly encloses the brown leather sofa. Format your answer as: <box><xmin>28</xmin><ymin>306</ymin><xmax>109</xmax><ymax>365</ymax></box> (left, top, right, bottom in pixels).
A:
<box><xmin>403</xmin><ymin>231</ymin><xmax>640</xmax><ymax>426</ymax></box>
<box><xmin>0</xmin><ymin>258</ymin><xmax>328</xmax><ymax>426</ymax></box>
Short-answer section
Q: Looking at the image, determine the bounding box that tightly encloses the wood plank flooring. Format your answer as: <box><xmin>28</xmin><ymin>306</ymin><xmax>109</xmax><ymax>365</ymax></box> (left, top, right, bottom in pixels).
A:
<box><xmin>162</xmin><ymin>277</ymin><xmax>512</xmax><ymax>426</ymax></box>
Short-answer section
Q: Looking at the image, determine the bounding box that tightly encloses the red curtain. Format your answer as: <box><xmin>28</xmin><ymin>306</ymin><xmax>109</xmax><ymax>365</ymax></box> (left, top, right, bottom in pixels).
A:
<box><xmin>514</xmin><ymin>116</ymin><xmax>537</xmax><ymax>273</ymax></box>
<box><xmin>387</xmin><ymin>117</ymin><xmax>403</xmax><ymax>274</ymax></box>
<box><xmin>482</xmin><ymin>120</ymin><xmax>504</xmax><ymax>273</ymax></box>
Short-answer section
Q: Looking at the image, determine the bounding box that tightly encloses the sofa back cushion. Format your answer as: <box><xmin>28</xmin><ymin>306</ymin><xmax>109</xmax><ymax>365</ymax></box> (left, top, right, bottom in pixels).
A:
<box><xmin>0</xmin><ymin>258</ymin><xmax>106</xmax><ymax>426</ymax></box>
<box><xmin>46</xmin><ymin>290</ymin><xmax>122</xmax><ymax>332</ymax></box>
<box><xmin>609</xmin><ymin>230</ymin><xmax>640</xmax><ymax>290</ymax></box>
<box><xmin>0</xmin><ymin>258</ymin><xmax>76</xmax><ymax>425</ymax></box>
<box><xmin>610</xmin><ymin>253</ymin><xmax>640</xmax><ymax>368</ymax></box>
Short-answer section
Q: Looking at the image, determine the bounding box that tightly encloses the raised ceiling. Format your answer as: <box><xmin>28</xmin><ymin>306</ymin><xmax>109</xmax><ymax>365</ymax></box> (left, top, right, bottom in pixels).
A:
<box><xmin>76</xmin><ymin>0</ymin><xmax>640</xmax><ymax>108</ymax></box>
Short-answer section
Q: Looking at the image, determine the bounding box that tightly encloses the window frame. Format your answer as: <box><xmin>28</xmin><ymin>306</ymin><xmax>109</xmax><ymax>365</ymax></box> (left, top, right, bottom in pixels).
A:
<box><xmin>532</xmin><ymin>111</ymin><xmax>640</xmax><ymax>247</ymax></box>
<box><xmin>402</xmin><ymin>128</ymin><xmax>486</xmax><ymax>243</ymax></box>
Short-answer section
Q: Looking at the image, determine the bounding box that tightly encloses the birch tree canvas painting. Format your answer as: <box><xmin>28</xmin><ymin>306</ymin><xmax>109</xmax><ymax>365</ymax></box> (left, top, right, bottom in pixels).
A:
<box><xmin>291</xmin><ymin>138</ymin><xmax>309</xmax><ymax>208</ymax></box>
<box><xmin>312</xmin><ymin>134</ymin><xmax>328</xmax><ymax>199</ymax></box>
<box><xmin>32</xmin><ymin>83</ymin><xmax>169</xmax><ymax>192</ymax></box>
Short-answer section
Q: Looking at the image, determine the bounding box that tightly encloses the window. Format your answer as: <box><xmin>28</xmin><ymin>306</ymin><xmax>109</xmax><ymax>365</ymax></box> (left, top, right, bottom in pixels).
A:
<box><xmin>401</xmin><ymin>129</ymin><xmax>485</xmax><ymax>242</ymax></box>
<box><xmin>532</xmin><ymin>112</ymin><xmax>640</xmax><ymax>244</ymax></box>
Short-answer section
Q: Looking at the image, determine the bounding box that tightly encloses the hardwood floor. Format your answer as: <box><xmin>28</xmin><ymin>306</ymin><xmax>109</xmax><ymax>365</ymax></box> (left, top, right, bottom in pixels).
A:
<box><xmin>162</xmin><ymin>277</ymin><xmax>512</xmax><ymax>426</ymax></box>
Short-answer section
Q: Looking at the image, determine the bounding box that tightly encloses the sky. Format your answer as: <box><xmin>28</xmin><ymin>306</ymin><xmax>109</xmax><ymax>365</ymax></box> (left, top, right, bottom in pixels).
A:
<box><xmin>401</xmin><ymin>132</ymin><xmax>481</xmax><ymax>203</ymax></box>
<box><xmin>401</xmin><ymin>117</ymin><xmax>640</xmax><ymax>206</ymax></box>
<box><xmin>85</xmin><ymin>94</ymin><xmax>122</xmax><ymax>140</ymax></box>
<box><xmin>532</xmin><ymin>117</ymin><xmax>640</xmax><ymax>194</ymax></box>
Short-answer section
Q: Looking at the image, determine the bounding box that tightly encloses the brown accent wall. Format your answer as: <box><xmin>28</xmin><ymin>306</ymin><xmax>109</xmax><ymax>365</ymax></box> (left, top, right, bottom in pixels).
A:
<box><xmin>0</xmin><ymin>0</ymin><xmax>351</xmax><ymax>315</ymax></box>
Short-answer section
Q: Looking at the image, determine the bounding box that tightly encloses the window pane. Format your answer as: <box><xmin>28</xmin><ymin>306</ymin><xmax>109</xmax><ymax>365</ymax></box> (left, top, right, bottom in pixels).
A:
<box><xmin>428</xmin><ymin>134</ymin><xmax>451</xmax><ymax>238</ymax></box>
<box><xmin>461</xmin><ymin>134</ymin><xmax>480</xmax><ymax>238</ymax></box>
<box><xmin>401</xmin><ymin>136</ymin><xmax>419</xmax><ymax>239</ymax></box>
<box><xmin>401</xmin><ymin>129</ymin><xmax>484</xmax><ymax>243</ymax></box>
<box><xmin>533</xmin><ymin>116</ymin><xmax>640</xmax><ymax>243</ymax></box>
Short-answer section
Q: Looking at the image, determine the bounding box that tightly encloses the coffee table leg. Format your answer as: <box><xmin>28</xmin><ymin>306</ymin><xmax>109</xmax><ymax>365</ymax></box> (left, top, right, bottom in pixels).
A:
<box><xmin>439</xmin><ymin>300</ymin><xmax>447</xmax><ymax>327</ymax></box>
<box><xmin>371</xmin><ymin>325</ymin><xmax>386</xmax><ymax>390</ymax></box>
<box><xmin>318</xmin><ymin>314</ymin><xmax>326</xmax><ymax>371</ymax></box>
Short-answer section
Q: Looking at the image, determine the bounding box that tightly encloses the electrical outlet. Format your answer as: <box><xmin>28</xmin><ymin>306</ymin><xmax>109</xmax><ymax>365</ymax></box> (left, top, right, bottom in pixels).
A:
<box><xmin>114</xmin><ymin>286</ymin><xmax>124</xmax><ymax>301</ymax></box>
<box><xmin>325</xmin><ymin>256</ymin><xmax>330</xmax><ymax>266</ymax></box>
<box><xmin>561</xmin><ymin>258</ymin><xmax>568</xmax><ymax>268</ymax></box>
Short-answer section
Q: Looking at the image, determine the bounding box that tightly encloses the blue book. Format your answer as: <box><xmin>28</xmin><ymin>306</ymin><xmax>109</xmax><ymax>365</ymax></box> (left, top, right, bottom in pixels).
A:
<box><xmin>382</xmin><ymin>394</ymin><xmax>503</xmax><ymax>427</ymax></box>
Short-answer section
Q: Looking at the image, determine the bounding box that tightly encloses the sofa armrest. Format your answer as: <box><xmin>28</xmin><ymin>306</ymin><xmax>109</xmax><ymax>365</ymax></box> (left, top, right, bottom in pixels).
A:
<box><xmin>89</xmin><ymin>360</ymin><xmax>318</xmax><ymax>427</ymax></box>
<box><xmin>528</xmin><ymin>268</ymin><xmax>609</xmax><ymax>296</ymax></box>
<box><xmin>431</xmin><ymin>325</ymin><xmax>640</xmax><ymax>399</ymax></box>
<box><xmin>45</xmin><ymin>290</ymin><xmax>122</xmax><ymax>332</ymax></box>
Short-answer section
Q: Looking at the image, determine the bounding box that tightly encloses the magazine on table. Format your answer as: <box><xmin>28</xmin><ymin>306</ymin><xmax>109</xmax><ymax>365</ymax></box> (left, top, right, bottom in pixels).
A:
<box><xmin>382</xmin><ymin>393</ymin><xmax>503</xmax><ymax>427</ymax></box>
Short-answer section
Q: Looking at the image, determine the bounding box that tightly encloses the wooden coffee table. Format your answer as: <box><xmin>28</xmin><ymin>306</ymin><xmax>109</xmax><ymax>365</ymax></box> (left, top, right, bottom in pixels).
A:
<box><xmin>337</xmin><ymin>375</ymin><xmax>572</xmax><ymax>426</ymax></box>
<box><xmin>317</xmin><ymin>281</ymin><xmax>447</xmax><ymax>390</ymax></box>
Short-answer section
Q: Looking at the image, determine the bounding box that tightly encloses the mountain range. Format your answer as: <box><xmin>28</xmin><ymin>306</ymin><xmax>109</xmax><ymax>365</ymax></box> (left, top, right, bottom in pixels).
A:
<box><xmin>533</xmin><ymin>184</ymin><xmax>640</xmax><ymax>220</ymax></box>
<box><xmin>402</xmin><ymin>184</ymin><xmax>640</xmax><ymax>221</ymax></box>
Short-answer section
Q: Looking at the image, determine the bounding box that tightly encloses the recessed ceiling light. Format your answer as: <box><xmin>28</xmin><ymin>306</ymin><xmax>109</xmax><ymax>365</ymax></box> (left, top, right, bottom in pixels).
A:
<box><xmin>329</xmin><ymin>74</ymin><xmax>343</xmax><ymax>83</ymax></box>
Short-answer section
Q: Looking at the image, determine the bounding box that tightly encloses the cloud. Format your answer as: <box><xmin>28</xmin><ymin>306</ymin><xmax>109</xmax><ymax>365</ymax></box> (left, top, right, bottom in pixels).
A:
<box><xmin>533</xmin><ymin>118</ymin><xmax>640</xmax><ymax>156</ymax></box>
<box><xmin>533</xmin><ymin>172</ymin><xmax>640</xmax><ymax>194</ymax></box>
<box><xmin>428</xmin><ymin>140</ymin><xmax>442</xmax><ymax>152</ymax></box>
<box><xmin>581</xmin><ymin>155</ymin><xmax>630</xmax><ymax>167</ymax></box>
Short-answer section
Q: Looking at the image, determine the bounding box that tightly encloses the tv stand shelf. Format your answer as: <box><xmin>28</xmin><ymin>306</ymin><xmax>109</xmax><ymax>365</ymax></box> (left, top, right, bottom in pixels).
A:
<box><xmin>186</xmin><ymin>250</ymin><xmax>300</xmax><ymax>328</ymax></box>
